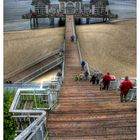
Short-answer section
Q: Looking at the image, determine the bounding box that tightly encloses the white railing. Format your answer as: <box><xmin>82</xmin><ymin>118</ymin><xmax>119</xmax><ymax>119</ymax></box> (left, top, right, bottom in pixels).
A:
<box><xmin>12</xmin><ymin>111</ymin><xmax>47</xmax><ymax>140</ymax></box>
<box><xmin>5</xmin><ymin>44</ymin><xmax>64</xmax><ymax>80</ymax></box>
<box><xmin>62</xmin><ymin>40</ymin><xmax>65</xmax><ymax>82</ymax></box>
<box><xmin>4</xmin><ymin>83</ymin><xmax>41</xmax><ymax>91</ymax></box>
<box><xmin>16</xmin><ymin>57</ymin><xmax>63</xmax><ymax>83</ymax></box>
<box><xmin>117</xmin><ymin>77</ymin><xmax>137</xmax><ymax>89</ymax></box>
<box><xmin>126</xmin><ymin>88</ymin><xmax>136</xmax><ymax>101</ymax></box>
<box><xmin>9</xmin><ymin>89</ymin><xmax>49</xmax><ymax>140</ymax></box>
<box><xmin>71</xmin><ymin>16</ymin><xmax>91</xmax><ymax>78</ymax></box>
<box><xmin>9</xmin><ymin>69</ymin><xmax>63</xmax><ymax>139</ymax></box>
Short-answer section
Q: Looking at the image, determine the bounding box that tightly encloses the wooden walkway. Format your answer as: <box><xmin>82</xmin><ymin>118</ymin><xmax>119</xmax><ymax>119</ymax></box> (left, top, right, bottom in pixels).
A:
<box><xmin>47</xmin><ymin>15</ymin><xmax>136</xmax><ymax>140</ymax></box>
<box><xmin>5</xmin><ymin>52</ymin><xmax>61</xmax><ymax>83</ymax></box>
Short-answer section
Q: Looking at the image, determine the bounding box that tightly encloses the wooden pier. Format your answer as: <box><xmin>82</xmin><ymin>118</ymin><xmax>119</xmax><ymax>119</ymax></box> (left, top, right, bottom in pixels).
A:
<box><xmin>47</xmin><ymin>15</ymin><xmax>136</xmax><ymax>140</ymax></box>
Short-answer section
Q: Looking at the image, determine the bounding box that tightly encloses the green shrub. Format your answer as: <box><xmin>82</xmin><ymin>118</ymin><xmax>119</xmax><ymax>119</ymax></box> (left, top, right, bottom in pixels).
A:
<box><xmin>4</xmin><ymin>89</ymin><xmax>16</xmax><ymax>140</ymax></box>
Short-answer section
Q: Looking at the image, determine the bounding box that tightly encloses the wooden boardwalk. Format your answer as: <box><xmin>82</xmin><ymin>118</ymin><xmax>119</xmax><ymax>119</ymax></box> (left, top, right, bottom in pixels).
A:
<box><xmin>47</xmin><ymin>15</ymin><xmax>136</xmax><ymax>140</ymax></box>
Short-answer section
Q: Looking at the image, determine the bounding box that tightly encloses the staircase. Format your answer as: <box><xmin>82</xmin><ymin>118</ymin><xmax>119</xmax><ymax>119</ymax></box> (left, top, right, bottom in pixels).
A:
<box><xmin>47</xmin><ymin>15</ymin><xmax>136</xmax><ymax>140</ymax></box>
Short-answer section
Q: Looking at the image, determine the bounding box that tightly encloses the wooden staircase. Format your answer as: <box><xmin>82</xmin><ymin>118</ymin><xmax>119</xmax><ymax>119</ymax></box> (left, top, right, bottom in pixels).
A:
<box><xmin>47</xmin><ymin>15</ymin><xmax>136</xmax><ymax>140</ymax></box>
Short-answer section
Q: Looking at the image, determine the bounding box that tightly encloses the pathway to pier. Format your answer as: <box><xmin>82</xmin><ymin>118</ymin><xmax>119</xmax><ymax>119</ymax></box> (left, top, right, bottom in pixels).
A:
<box><xmin>5</xmin><ymin>52</ymin><xmax>61</xmax><ymax>83</ymax></box>
<box><xmin>47</xmin><ymin>15</ymin><xmax>136</xmax><ymax>140</ymax></box>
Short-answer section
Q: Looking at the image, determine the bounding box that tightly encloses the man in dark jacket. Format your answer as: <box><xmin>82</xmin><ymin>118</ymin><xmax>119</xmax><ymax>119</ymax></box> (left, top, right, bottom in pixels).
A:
<box><xmin>119</xmin><ymin>76</ymin><xmax>133</xmax><ymax>102</ymax></box>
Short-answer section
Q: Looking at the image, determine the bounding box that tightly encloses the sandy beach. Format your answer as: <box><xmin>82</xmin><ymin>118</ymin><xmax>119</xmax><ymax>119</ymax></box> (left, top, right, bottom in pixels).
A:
<box><xmin>4</xmin><ymin>20</ymin><xmax>136</xmax><ymax>79</ymax></box>
<box><xmin>4</xmin><ymin>27</ymin><xmax>64</xmax><ymax>76</ymax></box>
<box><xmin>76</xmin><ymin>19</ymin><xmax>136</xmax><ymax>78</ymax></box>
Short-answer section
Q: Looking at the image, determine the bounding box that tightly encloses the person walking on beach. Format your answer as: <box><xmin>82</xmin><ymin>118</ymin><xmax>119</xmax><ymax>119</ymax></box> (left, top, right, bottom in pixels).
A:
<box><xmin>81</xmin><ymin>60</ymin><xmax>85</xmax><ymax>70</ymax></box>
<box><xmin>119</xmin><ymin>76</ymin><xmax>133</xmax><ymax>102</ymax></box>
<box><xmin>102</xmin><ymin>72</ymin><xmax>111</xmax><ymax>90</ymax></box>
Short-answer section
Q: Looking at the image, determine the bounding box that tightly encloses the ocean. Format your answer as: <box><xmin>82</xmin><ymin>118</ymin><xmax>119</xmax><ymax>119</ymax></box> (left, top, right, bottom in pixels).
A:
<box><xmin>4</xmin><ymin>0</ymin><xmax>136</xmax><ymax>32</ymax></box>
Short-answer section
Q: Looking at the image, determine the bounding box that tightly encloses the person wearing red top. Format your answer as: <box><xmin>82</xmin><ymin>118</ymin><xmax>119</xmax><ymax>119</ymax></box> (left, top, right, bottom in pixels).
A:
<box><xmin>102</xmin><ymin>72</ymin><xmax>111</xmax><ymax>90</ymax></box>
<box><xmin>119</xmin><ymin>76</ymin><xmax>133</xmax><ymax>102</ymax></box>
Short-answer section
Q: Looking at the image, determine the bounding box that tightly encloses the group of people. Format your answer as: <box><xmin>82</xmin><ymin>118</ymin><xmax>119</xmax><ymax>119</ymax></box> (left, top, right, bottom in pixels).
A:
<box><xmin>74</xmin><ymin>70</ymin><xmax>89</xmax><ymax>81</ymax></box>
<box><xmin>90</xmin><ymin>73</ymin><xmax>102</xmax><ymax>85</ymax></box>
<box><xmin>91</xmin><ymin>72</ymin><xmax>133</xmax><ymax>102</ymax></box>
<box><xmin>79</xmin><ymin>60</ymin><xmax>134</xmax><ymax>102</ymax></box>
<box><xmin>74</xmin><ymin>61</ymin><xmax>89</xmax><ymax>81</ymax></box>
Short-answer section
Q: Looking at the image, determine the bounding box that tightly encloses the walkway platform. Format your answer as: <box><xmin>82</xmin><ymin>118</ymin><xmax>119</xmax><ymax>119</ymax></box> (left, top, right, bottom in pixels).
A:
<box><xmin>5</xmin><ymin>51</ymin><xmax>62</xmax><ymax>83</ymax></box>
<box><xmin>47</xmin><ymin>15</ymin><xmax>136</xmax><ymax>140</ymax></box>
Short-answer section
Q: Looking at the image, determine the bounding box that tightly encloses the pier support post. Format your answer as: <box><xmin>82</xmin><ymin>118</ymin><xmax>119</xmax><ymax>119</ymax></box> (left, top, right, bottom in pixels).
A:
<box><xmin>86</xmin><ymin>18</ymin><xmax>90</xmax><ymax>24</ymax></box>
<box><xmin>30</xmin><ymin>17</ymin><xmax>39</xmax><ymax>29</ymax></box>
<box><xmin>59</xmin><ymin>18</ymin><xmax>65</xmax><ymax>26</ymax></box>
<box><xmin>36</xmin><ymin>18</ymin><xmax>39</xmax><ymax>27</ymax></box>
<box><xmin>30</xmin><ymin>18</ymin><xmax>32</xmax><ymax>28</ymax></box>
<box><xmin>50</xmin><ymin>18</ymin><xmax>54</xmax><ymax>26</ymax></box>
<box><xmin>75</xmin><ymin>18</ymin><xmax>81</xmax><ymax>25</ymax></box>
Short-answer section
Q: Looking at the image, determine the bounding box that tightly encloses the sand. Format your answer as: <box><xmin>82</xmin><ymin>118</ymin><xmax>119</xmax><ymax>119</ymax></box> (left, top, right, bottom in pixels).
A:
<box><xmin>31</xmin><ymin>67</ymin><xmax>61</xmax><ymax>84</ymax></box>
<box><xmin>4</xmin><ymin>27</ymin><xmax>64</xmax><ymax>76</ymax></box>
<box><xmin>76</xmin><ymin>19</ymin><xmax>136</xmax><ymax>78</ymax></box>
<box><xmin>4</xmin><ymin>20</ymin><xmax>136</xmax><ymax>79</ymax></box>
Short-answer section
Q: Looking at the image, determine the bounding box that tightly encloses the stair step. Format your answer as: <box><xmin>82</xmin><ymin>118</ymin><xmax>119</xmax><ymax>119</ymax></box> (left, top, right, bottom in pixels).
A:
<box><xmin>49</xmin><ymin>126</ymin><xmax>136</xmax><ymax>137</ymax></box>
<box><xmin>50</xmin><ymin>134</ymin><xmax>136</xmax><ymax>140</ymax></box>
<box><xmin>48</xmin><ymin>114</ymin><xmax>136</xmax><ymax>122</ymax></box>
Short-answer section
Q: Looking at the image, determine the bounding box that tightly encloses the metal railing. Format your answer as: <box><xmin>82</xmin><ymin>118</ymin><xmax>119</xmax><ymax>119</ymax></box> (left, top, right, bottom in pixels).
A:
<box><xmin>62</xmin><ymin>40</ymin><xmax>65</xmax><ymax>82</ymax></box>
<box><xmin>9</xmin><ymin>79</ymin><xmax>62</xmax><ymax>139</ymax></box>
<box><xmin>72</xmin><ymin>16</ymin><xmax>91</xmax><ymax>78</ymax></box>
<box><xmin>9</xmin><ymin>89</ymin><xmax>49</xmax><ymax>140</ymax></box>
<box><xmin>126</xmin><ymin>88</ymin><xmax>136</xmax><ymax>101</ymax></box>
<box><xmin>8</xmin><ymin>22</ymin><xmax>66</xmax><ymax>140</ymax></box>
<box><xmin>5</xmin><ymin>47</ymin><xmax>63</xmax><ymax>80</ymax></box>
<box><xmin>16</xmin><ymin>57</ymin><xmax>63</xmax><ymax>83</ymax></box>
<box><xmin>9</xmin><ymin>64</ymin><xmax>64</xmax><ymax>139</ymax></box>
<box><xmin>4</xmin><ymin>83</ymin><xmax>41</xmax><ymax>91</ymax></box>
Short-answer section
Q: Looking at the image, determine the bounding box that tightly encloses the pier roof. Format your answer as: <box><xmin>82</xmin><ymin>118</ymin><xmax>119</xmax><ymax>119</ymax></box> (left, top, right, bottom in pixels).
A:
<box><xmin>90</xmin><ymin>0</ymin><xmax>109</xmax><ymax>5</ymax></box>
<box><xmin>59</xmin><ymin>0</ymin><xmax>82</xmax><ymax>2</ymax></box>
<box><xmin>32</xmin><ymin>0</ymin><xmax>50</xmax><ymax>5</ymax></box>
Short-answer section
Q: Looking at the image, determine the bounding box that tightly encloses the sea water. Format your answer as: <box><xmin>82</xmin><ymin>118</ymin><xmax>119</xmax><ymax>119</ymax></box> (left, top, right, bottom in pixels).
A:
<box><xmin>4</xmin><ymin>0</ymin><xmax>136</xmax><ymax>32</ymax></box>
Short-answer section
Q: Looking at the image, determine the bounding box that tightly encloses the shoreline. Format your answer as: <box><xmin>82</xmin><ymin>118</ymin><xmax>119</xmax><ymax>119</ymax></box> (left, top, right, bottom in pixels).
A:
<box><xmin>4</xmin><ymin>18</ymin><xmax>136</xmax><ymax>33</ymax></box>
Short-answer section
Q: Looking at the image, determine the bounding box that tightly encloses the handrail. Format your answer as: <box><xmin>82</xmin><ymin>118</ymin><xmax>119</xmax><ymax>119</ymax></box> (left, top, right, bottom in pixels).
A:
<box><xmin>9</xmin><ymin>88</ymin><xmax>56</xmax><ymax>140</ymax></box>
<box><xmin>72</xmin><ymin>17</ymin><xmax>91</xmax><ymax>77</ymax></box>
<box><xmin>61</xmin><ymin>20</ymin><xmax>66</xmax><ymax>82</ymax></box>
<box><xmin>62</xmin><ymin>41</ymin><xmax>65</xmax><ymax>82</ymax></box>
<box><xmin>5</xmin><ymin>45</ymin><xmax>63</xmax><ymax>80</ymax></box>
<box><xmin>76</xmin><ymin>40</ymin><xmax>82</xmax><ymax>62</ymax></box>
<box><xmin>15</xmin><ymin>57</ymin><xmax>63</xmax><ymax>83</ymax></box>
<box><xmin>4</xmin><ymin>83</ymin><xmax>41</xmax><ymax>90</ymax></box>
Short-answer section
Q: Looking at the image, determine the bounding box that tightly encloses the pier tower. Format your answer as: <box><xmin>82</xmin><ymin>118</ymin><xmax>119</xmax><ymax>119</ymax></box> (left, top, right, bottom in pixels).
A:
<box><xmin>31</xmin><ymin>0</ymin><xmax>50</xmax><ymax>14</ymax></box>
<box><xmin>59</xmin><ymin>0</ymin><xmax>82</xmax><ymax>14</ymax></box>
<box><xmin>90</xmin><ymin>0</ymin><xmax>109</xmax><ymax>15</ymax></box>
